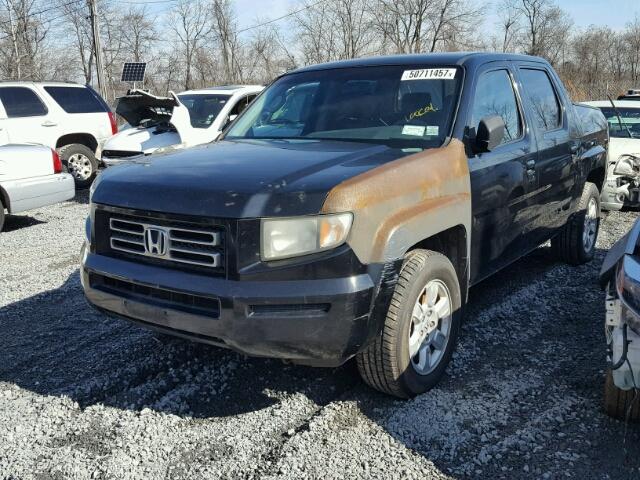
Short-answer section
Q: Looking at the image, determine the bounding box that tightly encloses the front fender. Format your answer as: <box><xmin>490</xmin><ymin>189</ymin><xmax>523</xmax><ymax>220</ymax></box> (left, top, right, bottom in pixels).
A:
<box><xmin>321</xmin><ymin>139</ymin><xmax>471</xmax><ymax>265</ymax></box>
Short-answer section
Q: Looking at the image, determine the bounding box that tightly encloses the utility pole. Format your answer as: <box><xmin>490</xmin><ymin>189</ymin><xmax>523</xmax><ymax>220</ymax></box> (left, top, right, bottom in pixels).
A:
<box><xmin>88</xmin><ymin>0</ymin><xmax>106</xmax><ymax>99</ymax></box>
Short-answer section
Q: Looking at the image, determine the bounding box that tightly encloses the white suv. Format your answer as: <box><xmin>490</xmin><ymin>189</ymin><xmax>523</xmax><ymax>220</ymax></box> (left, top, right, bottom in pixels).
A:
<box><xmin>0</xmin><ymin>82</ymin><xmax>117</xmax><ymax>187</ymax></box>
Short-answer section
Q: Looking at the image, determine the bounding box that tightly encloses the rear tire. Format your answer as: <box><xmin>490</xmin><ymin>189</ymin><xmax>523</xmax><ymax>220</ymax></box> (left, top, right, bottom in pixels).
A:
<box><xmin>0</xmin><ymin>201</ymin><xmax>5</xmax><ymax>232</ymax></box>
<box><xmin>552</xmin><ymin>181</ymin><xmax>600</xmax><ymax>265</ymax></box>
<box><xmin>604</xmin><ymin>369</ymin><xmax>640</xmax><ymax>422</ymax></box>
<box><xmin>58</xmin><ymin>143</ymin><xmax>98</xmax><ymax>189</ymax></box>
<box><xmin>356</xmin><ymin>249</ymin><xmax>462</xmax><ymax>398</ymax></box>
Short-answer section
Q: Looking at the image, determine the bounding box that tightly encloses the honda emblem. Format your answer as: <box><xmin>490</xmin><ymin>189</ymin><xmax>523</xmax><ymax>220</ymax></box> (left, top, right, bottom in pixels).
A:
<box><xmin>144</xmin><ymin>227</ymin><xmax>168</xmax><ymax>256</ymax></box>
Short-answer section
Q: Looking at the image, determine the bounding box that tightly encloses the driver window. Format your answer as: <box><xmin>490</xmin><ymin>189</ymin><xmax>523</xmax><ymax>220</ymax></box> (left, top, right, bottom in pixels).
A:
<box><xmin>470</xmin><ymin>69</ymin><xmax>522</xmax><ymax>144</ymax></box>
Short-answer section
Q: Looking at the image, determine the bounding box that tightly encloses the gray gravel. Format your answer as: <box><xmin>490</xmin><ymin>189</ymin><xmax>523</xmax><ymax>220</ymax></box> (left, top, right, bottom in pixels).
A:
<box><xmin>1</xmin><ymin>192</ymin><xmax>640</xmax><ymax>479</ymax></box>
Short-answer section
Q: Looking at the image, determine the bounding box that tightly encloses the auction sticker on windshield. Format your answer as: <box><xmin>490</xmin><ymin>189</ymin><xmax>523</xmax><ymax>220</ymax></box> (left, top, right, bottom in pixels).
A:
<box><xmin>401</xmin><ymin>68</ymin><xmax>457</xmax><ymax>81</ymax></box>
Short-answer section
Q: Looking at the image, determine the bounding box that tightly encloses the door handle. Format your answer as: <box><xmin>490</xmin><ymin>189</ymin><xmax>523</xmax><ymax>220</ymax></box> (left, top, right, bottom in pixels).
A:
<box><xmin>526</xmin><ymin>159</ymin><xmax>536</xmax><ymax>170</ymax></box>
<box><xmin>41</xmin><ymin>121</ymin><xmax>57</xmax><ymax>127</ymax></box>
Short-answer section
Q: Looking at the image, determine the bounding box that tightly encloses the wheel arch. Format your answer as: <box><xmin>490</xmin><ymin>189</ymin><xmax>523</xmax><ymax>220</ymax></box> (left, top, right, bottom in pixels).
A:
<box><xmin>405</xmin><ymin>224</ymin><xmax>469</xmax><ymax>301</ymax></box>
<box><xmin>0</xmin><ymin>185</ymin><xmax>10</xmax><ymax>213</ymax></box>
<box><xmin>56</xmin><ymin>133</ymin><xmax>98</xmax><ymax>153</ymax></box>
<box><xmin>587</xmin><ymin>166</ymin><xmax>606</xmax><ymax>192</ymax></box>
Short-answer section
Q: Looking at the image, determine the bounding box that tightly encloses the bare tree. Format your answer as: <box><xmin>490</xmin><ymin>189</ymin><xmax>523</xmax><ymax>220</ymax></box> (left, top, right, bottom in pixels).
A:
<box><xmin>169</xmin><ymin>0</ymin><xmax>213</xmax><ymax>90</ymax></box>
<box><xmin>373</xmin><ymin>0</ymin><xmax>478</xmax><ymax>54</ymax></box>
<box><xmin>496</xmin><ymin>0</ymin><xmax>521</xmax><ymax>52</ymax></box>
<box><xmin>0</xmin><ymin>0</ymin><xmax>49</xmax><ymax>80</ymax></box>
<box><xmin>516</xmin><ymin>0</ymin><xmax>572</xmax><ymax>64</ymax></box>
<box><xmin>211</xmin><ymin>0</ymin><xmax>242</xmax><ymax>83</ymax></box>
<box><xmin>294</xmin><ymin>0</ymin><xmax>376</xmax><ymax>64</ymax></box>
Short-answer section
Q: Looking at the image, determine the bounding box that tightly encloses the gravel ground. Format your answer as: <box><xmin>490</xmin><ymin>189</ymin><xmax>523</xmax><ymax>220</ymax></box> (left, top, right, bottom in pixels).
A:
<box><xmin>1</xmin><ymin>191</ymin><xmax>640</xmax><ymax>479</ymax></box>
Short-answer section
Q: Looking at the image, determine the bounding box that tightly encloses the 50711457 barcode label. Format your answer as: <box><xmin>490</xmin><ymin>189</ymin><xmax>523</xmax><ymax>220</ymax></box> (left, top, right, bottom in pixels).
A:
<box><xmin>401</xmin><ymin>68</ymin><xmax>457</xmax><ymax>81</ymax></box>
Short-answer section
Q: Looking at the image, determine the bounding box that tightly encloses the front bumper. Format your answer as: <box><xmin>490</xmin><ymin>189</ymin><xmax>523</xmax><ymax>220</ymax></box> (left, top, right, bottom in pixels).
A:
<box><xmin>81</xmin><ymin>245</ymin><xmax>378</xmax><ymax>366</ymax></box>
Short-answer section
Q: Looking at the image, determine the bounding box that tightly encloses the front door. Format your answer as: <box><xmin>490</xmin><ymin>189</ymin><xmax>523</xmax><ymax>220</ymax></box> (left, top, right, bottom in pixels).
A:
<box><xmin>467</xmin><ymin>65</ymin><xmax>539</xmax><ymax>284</ymax></box>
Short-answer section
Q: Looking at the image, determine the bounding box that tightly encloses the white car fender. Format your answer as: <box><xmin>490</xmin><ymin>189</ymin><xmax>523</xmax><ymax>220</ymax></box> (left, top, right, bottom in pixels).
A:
<box><xmin>168</xmin><ymin>91</ymin><xmax>219</xmax><ymax>147</ymax></box>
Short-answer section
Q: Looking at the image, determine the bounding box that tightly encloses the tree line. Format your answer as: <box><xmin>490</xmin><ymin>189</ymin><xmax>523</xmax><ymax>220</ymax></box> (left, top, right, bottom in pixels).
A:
<box><xmin>0</xmin><ymin>0</ymin><xmax>639</xmax><ymax>102</ymax></box>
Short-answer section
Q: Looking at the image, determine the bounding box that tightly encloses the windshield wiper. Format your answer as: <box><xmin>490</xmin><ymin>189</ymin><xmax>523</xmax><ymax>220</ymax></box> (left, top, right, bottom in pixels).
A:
<box><xmin>608</xmin><ymin>94</ymin><xmax>633</xmax><ymax>139</ymax></box>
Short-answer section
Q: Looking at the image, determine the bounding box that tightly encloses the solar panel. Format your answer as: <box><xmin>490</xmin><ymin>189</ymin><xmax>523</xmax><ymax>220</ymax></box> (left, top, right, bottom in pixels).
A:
<box><xmin>121</xmin><ymin>62</ymin><xmax>147</xmax><ymax>82</ymax></box>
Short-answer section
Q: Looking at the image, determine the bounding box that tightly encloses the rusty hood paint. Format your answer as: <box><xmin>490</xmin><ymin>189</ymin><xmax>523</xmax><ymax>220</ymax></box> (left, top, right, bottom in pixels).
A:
<box><xmin>91</xmin><ymin>139</ymin><xmax>421</xmax><ymax>218</ymax></box>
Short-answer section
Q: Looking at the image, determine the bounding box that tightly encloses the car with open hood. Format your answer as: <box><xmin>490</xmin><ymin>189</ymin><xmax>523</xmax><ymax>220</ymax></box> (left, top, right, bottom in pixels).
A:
<box><xmin>600</xmin><ymin>218</ymin><xmax>640</xmax><ymax>421</ymax></box>
<box><xmin>582</xmin><ymin>100</ymin><xmax>640</xmax><ymax>211</ymax></box>
<box><xmin>100</xmin><ymin>85</ymin><xmax>263</xmax><ymax>165</ymax></box>
<box><xmin>82</xmin><ymin>53</ymin><xmax>608</xmax><ymax>398</ymax></box>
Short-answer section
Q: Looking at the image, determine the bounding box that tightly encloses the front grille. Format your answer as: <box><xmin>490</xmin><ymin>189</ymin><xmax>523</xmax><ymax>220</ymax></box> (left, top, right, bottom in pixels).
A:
<box><xmin>95</xmin><ymin>209</ymin><xmax>226</xmax><ymax>276</ymax></box>
<box><xmin>109</xmin><ymin>217</ymin><xmax>222</xmax><ymax>268</ymax></box>
<box><xmin>90</xmin><ymin>274</ymin><xmax>220</xmax><ymax>318</ymax></box>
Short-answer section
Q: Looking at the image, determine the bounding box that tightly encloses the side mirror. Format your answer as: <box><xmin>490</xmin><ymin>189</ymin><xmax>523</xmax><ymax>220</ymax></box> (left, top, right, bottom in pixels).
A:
<box><xmin>475</xmin><ymin>115</ymin><xmax>505</xmax><ymax>153</ymax></box>
<box><xmin>222</xmin><ymin>114</ymin><xmax>238</xmax><ymax>131</ymax></box>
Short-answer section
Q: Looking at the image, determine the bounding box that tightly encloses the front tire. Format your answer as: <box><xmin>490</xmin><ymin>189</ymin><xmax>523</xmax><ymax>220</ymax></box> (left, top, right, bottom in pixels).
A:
<box><xmin>0</xmin><ymin>201</ymin><xmax>5</xmax><ymax>232</ymax></box>
<box><xmin>552</xmin><ymin>181</ymin><xmax>600</xmax><ymax>265</ymax></box>
<box><xmin>357</xmin><ymin>249</ymin><xmax>462</xmax><ymax>398</ymax></box>
<box><xmin>58</xmin><ymin>144</ymin><xmax>98</xmax><ymax>189</ymax></box>
<box><xmin>604</xmin><ymin>369</ymin><xmax>640</xmax><ymax>421</ymax></box>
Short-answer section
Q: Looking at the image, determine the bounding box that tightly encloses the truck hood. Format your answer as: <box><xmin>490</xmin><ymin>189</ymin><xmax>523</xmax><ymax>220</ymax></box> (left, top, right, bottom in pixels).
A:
<box><xmin>91</xmin><ymin>139</ymin><xmax>411</xmax><ymax>218</ymax></box>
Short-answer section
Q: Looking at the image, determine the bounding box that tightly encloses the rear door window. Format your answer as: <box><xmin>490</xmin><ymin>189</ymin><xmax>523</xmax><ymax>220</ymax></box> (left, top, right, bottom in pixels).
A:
<box><xmin>519</xmin><ymin>69</ymin><xmax>561</xmax><ymax>131</ymax></box>
<box><xmin>470</xmin><ymin>69</ymin><xmax>522</xmax><ymax>144</ymax></box>
<box><xmin>0</xmin><ymin>87</ymin><xmax>48</xmax><ymax>117</ymax></box>
<box><xmin>44</xmin><ymin>86</ymin><xmax>107</xmax><ymax>113</ymax></box>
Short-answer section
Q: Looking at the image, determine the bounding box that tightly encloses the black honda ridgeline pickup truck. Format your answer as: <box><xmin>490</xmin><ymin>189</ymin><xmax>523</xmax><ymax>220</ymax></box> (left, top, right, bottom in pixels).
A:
<box><xmin>82</xmin><ymin>53</ymin><xmax>608</xmax><ymax>398</ymax></box>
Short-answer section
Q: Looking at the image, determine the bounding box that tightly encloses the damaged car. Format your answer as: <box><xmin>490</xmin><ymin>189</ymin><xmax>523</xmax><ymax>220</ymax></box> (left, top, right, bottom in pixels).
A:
<box><xmin>82</xmin><ymin>53</ymin><xmax>608</xmax><ymax>398</ymax></box>
<box><xmin>583</xmin><ymin>100</ymin><xmax>640</xmax><ymax>210</ymax></box>
<box><xmin>600</xmin><ymin>218</ymin><xmax>640</xmax><ymax>421</ymax></box>
<box><xmin>100</xmin><ymin>85</ymin><xmax>263</xmax><ymax>165</ymax></box>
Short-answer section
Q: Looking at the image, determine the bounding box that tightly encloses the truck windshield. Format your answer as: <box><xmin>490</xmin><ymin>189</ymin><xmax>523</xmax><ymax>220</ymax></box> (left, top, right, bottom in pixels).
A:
<box><xmin>226</xmin><ymin>65</ymin><xmax>462</xmax><ymax>148</ymax></box>
<box><xmin>599</xmin><ymin>107</ymin><xmax>640</xmax><ymax>138</ymax></box>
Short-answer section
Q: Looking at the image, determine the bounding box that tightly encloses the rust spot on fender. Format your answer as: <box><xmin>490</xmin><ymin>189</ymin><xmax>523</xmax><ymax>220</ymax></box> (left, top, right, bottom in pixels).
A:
<box><xmin>321</xmin><ymin>139</ymin><xmax>471</xmax><ymax>264</ymax></box>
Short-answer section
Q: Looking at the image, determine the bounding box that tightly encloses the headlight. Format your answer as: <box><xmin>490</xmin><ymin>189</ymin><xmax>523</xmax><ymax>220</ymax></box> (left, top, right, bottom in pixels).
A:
<box><xmin>89</xmin><ymin>172</ymin><xmax>101</xmax><ymax>203</ymax></box>
<box><xmin>617</xmin><ymin>263</ymin><xmax>640</xmax><ymax>334</ymax></box>
<box><xmin>261</xmin><ymin>213</ymin><xmax>353</xmax><ymax>261</ymax></box>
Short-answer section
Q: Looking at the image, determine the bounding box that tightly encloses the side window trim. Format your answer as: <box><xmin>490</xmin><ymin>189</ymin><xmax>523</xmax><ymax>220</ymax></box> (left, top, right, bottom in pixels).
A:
<box><xmin>517</xmin><ymin>66</ymin><xmax>564</xmax><ymax>134</ymax></box>
<box><xmin>469</xmin><ymin>65</ymin><xmax>526</xmax><ymax>148</ymax></box>
<box><xmin>0</xmin><ymin>86</ymin><xmax>49</xmax><ymax>118</ymax></box>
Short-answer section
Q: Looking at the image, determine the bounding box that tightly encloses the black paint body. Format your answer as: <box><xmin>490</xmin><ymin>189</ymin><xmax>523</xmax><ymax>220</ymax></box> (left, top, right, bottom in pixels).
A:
<box><xmin>83</xmin><ymin>53</ymin><xmax>608</xmax><ymax>365</ymax></box>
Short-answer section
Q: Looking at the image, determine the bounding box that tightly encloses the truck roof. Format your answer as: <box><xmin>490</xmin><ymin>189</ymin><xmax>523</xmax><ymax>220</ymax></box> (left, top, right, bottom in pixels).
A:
<box><xmin>292</xmin><ymin>52</ymin><xmax>549</xmax><ymax>74</ymax></box>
